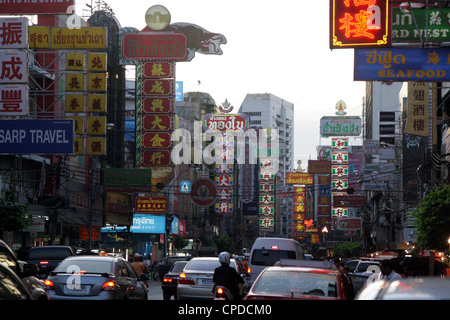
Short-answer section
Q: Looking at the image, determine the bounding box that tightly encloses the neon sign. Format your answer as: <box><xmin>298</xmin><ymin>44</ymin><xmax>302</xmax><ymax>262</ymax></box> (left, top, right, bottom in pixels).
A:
<box><xmin>330</xmin><ymin>0</ymin><xmax>390</xmax><ymax>49</ymax></box>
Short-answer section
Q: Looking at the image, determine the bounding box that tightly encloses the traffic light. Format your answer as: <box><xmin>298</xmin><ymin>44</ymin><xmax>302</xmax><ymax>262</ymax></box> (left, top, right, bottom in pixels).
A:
<box><xmin>346</xmin><ymin>187</ymin><xmax>354</xmax><ymax>194</ymax></box>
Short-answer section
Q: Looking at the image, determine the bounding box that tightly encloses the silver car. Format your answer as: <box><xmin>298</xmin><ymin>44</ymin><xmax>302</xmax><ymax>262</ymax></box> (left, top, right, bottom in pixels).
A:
<box><xmin>177</xmin><ymin>257</ymin><xmax>244</xmax><ymax>300</ymax></box>
<box><xmin>43</xmin><ymin>255</ymin><xmax>147</xmax><ymax>300</ymax></box>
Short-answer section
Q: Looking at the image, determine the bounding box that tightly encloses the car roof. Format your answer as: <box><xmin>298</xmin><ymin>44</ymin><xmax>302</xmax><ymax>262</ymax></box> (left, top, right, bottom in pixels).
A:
<box><xmin>63</xmin><ymin>255</ymin><xmax>119</xmax><ymax>261</ymax></box>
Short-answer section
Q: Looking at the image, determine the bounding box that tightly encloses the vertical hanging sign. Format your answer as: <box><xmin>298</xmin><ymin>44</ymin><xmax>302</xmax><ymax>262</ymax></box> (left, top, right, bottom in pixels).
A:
<box><xmin>330</xmin><ymin>0</ymin><xmax>391</xmax><ymax>49</ymax></box>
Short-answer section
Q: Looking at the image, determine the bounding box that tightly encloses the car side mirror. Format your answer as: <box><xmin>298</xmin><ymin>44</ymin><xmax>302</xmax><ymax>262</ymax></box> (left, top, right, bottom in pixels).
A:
<box><xmin>22</xmin><ymin>263</ymin><xmax>39</xmax><ymax>278</ymax></box>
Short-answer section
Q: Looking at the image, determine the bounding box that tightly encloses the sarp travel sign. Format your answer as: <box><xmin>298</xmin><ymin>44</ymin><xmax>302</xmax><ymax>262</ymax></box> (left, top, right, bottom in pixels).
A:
<box><xmin>0</xmin><ymin>120</ymin><xmax>74</xmax><ymax>154</ymax></box>
<box><xmin>330</xmin><ymin>0</ymin><xmax>391</xmax><ymax>49</ymax></box>
<box><xmin>203</xmin><ymin>114</ymin><xmax>250</xmax><ymax>132</ymax></box>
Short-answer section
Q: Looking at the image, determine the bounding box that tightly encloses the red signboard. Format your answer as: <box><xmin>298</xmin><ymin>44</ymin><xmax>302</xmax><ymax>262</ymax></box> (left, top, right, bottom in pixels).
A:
<box><xmin>142</xmin><ymin>79</ymin><xmax>174</xmax><ymax>96</ymax></box>
<box><xmin>142</xmin><ymin>97</ymin><xmax>173</xmax><ymax>113</ymax></box>
<box><xmin>142</xmin><ymin>132</ymin><xmax>171</xmax><ymax>148</ymax></box>
<box><xmin>121</xmin><ymin>32</ymin><xmax>187</xmax><ymax>61</ymax></box>
<box><xmin>141</xmin><ymin>150</ymin><xmax>171</xmax><ymax>166</ymax></box>
<box><xmin>142</xmin><ymin>115</ymin><xmax>173</xmax><ymax>131</ymax></box>
<box><xmin>190</xmin><ymin>178</ymin><xmax>217</xmax><ymax>207</ymax></box>
<box><xmin>0</xmin><ymin>1</ymin><xmax>74</xmax><ymax>15</ymax></box>
<box><xmin>142</xmin><ymin>61</ymin><xmax>175</xmax><ymax>78</ymax></box>
<box><xmin>333</xmin><ymin>195</ymin><xmax>367</xmax><ymax>207</ymax></box>
<box><xmin>330</xmin><ymin>0</ymin><xmax>391</xmax><ymax>49</ymax></box>
<box><xmin>135</xmin><ymin>196</ymin><xmax>168</xmax><ymax>213</ymax></box>
<box><xmin>203</xmin><ymin>113</ymin><xmax>250</xmax><ymax>132</ymax></box>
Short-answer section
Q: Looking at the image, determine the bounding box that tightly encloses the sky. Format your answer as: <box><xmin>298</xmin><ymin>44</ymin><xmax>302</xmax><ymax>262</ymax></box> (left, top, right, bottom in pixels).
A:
<box><xmin>77</xmin><ymin>0</ymin><xmax>366</xmax><ymax>170</ymax></box>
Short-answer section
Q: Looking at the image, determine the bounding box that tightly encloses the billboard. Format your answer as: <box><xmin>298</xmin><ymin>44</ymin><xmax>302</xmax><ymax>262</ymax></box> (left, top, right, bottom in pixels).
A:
<box><xmin>0</xmin><ymin>0</ymin><xmax>74</xmax><ymax>15</ymax></box>
<box><xmin>0</xmin><ymin>120</ymin><xmax>74</xmax><ymax>154</ymax></box>
<box><xmin>330</xmin><ymin>0</ymin><xmax>390</xmax><ymax>49</ymax></box>
<box><xmin>130</xmin><ymin>214</ymin><xmax>165</xmax><ymax>234</ymax></box>
<box><xmin>354</xmin><ymin>48</ymin><xmax>450</xmax><ymax>81</ymax></box>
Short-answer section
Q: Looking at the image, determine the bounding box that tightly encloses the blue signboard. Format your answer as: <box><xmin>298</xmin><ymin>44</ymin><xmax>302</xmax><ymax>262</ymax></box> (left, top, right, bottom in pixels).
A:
<box><xmin>354</xmin><ymin>48</ymin><xmax>450</xmax><ymax>81</ymax></box>
<box><xmin>176</xmin><ymin>81</ymin><xmax>183</xmax><ymax>102</ymax></box>
<box><xmin>180</xmin><ymin>180</ymin><xmax>191</xmax><ymax>193</ymax></box>
<box><xmin>0</xmin><ymin>119</ymin><xmax>74</xmax><ymax>154</ymax></box>
<box><xmin>130</xmin><ymin>214</ymin><xmax>165</xmax><ymax>234</ymax></box>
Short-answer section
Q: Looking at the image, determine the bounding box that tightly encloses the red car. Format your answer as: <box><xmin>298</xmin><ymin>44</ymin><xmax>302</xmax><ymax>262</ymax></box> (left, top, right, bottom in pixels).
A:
<box><xmin>243</xmin><ymin>259</ymin><xmax>353</xmax><ymax>300</ymax></box>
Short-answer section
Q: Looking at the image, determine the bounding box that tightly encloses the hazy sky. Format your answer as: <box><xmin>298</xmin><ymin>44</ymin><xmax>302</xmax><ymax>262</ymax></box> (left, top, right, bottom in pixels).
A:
<box><xmin>77</xmin><ymin>0</ymin><xmax>366</xmax><ymax>169</ymax></box>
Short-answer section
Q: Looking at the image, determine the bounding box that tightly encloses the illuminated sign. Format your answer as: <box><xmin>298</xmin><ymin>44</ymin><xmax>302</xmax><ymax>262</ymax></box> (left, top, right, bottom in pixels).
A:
<box><xmin>330</xmin><ymin>0</ymin><xmax>390</xmax><ymax>49</ymax></box>
<box><xmin>0</xmin><ymin>0</ymin><xmax>74</xmax><ymax>15</ymax></box>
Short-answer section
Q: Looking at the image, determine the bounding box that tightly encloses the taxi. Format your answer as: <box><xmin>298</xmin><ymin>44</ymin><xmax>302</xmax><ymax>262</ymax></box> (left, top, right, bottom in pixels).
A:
<box><xmin>243</xmin><ymin>259</ymin><xmax>353</xmax><ymax>300</ymax></box>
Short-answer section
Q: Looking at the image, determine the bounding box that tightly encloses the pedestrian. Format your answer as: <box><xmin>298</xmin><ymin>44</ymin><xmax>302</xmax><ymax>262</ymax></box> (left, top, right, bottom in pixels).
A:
<box><xmin>400</xmin><ymin>257</ymin><xmax>419</xmax><ymax>278</ymax></box>
<box><xmin>131</xmin><ymin>253</ymin><xmax>146</xmax><ymax>277</ymax></box>
<box><xmin>378</xmin><ymin>259</ymin><xmax>403</xmax><ymax>281</ymax></box>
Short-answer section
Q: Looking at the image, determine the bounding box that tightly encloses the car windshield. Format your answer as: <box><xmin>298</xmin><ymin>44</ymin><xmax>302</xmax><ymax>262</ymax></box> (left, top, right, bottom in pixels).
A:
<box><xmin>185</xmin><ymin>259</ymin><xmax>236</xmax><ymax>272</ymax></box>
<box><xmin>357</xmin><ymin>262</ymin><xmax>379</xmax><ymax>272</ymax></box>
<box><xmin>170</xmin><ymin>262</ymin><xmax>188</xmax><ymax>273</ymax></box>
<box><xmin>28</xmin><ymin>247</ymin><xmax>72</xmax><ymax>260</ymax></box>
<box><xmin>54</xmin><ymin>259</ymin><xmax>113</xmax><ymax>274</ymax></box>
<box><xmin>251</xmin><ymin>249</ymin><xmax>296</xmax><ymax>266</ymax></box>
<box><xmin>252</xmin><ymin>269</ymin><xmax>338</xmax><ymax>298</ymax></box>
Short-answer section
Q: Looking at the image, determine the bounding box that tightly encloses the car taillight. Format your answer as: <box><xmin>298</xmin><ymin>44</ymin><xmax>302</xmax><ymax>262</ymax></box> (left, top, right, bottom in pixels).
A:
<box><xmin>163</xmin><ymin>278</ymin><xmax>173</xmax><ymax>283</ymax></box>
<box><xmin>217</xmin><ymin>287</ymin><xmax>224</xmax><ymax>294</ymax></box>
<box><xmin>40</xmin><ymin>261</ymin><xmax>49</xmax><ymax>265</ymax></box>
<box><xmin>247</xmin><ymin>267</ymin><xmax>251</xmax><ymax>273</ymax></box>
<box><xmin>271</xmin><ymin>245</ymin><xmax>279</xmax><ymax>249</ymax></box>
<box><xmin>101</xmin><ymin>281</ymin><xmax>116</xmax><ymax>291</ymax></box>
<box><xmin>178</xmin><ymin>273</ymin><xmax>195</xmax><ymax>285</ymax></box>
<box><xmin>43</xmin><ymin>279</ymin><xmax>54</xmax><ymax>290</ymax></box>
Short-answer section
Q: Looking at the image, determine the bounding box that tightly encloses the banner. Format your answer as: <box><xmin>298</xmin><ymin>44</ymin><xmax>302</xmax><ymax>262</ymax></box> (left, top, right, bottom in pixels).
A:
<box><xmin>404</xmin><ymin>81</ymin><xmax>429</xmax><ymax>137</ymax></box>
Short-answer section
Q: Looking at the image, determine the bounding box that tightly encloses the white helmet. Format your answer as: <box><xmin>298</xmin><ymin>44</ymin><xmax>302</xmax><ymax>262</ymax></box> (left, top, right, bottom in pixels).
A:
<box><xmin>218</xmin><ymin>251</ymin><xmax>231</xmax><ymax>265</ymax></box>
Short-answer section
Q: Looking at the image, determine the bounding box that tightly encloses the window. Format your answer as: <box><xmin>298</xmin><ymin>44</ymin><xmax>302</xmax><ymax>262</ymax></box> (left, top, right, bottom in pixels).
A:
<box><xmin>251</xmin><ymin>249</ymin><xmax>296</xmax><ymax>266</ymax></box>
<box><xmin>0</xmin><ymin>268</ymin><xmax>28</xmax><ymax>300</ymax></box>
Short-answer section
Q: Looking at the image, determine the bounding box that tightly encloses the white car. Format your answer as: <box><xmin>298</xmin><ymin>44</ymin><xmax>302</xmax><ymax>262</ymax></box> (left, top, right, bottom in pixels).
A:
<box><xmin>177</xmin><ymin>257</ymin><xmax>244</xmax><ymax>300</ymax></box>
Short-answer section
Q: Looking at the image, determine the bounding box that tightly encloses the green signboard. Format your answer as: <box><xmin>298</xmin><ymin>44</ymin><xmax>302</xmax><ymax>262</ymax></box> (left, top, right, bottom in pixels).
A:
<box><xmin>392</xmin><ymin>8</ymin><xmax>450</xmax><ymax>42</ymax></box>
<box><xmin>105</xmin><ymin>168</ymin><xmax>152</xmax><ymax>186</ymax></box>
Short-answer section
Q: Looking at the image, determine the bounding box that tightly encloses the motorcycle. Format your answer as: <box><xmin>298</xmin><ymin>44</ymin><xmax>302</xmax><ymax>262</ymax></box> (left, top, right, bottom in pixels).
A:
<box><xmin>213</xmin><ymin>285</ymin><xmax>234</xmax><ymax>300</ymax></box>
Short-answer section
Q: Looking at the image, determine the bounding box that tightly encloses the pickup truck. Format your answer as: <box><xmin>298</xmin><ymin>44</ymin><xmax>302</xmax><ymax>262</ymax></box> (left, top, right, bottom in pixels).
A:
<box><xmin>26</xmin><ymin>246</ymin><xmax>77</xmax><ymax>279</ymax></box>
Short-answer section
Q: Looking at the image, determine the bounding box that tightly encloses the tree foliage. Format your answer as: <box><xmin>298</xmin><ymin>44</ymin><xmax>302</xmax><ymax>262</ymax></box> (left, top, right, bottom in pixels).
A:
<box><xmin>0</xmin><ymin>198</ymin><xmax>30</xmax><ymax>233</ymax></box>
<box><xmin>173</xmin><ymin>235</ymin><xmax>189</xmax><ymax>251</ymax></box>
<box><xmin>333</xmin><ymin>241</ymin><xmax>361</xmax><ymax>258</ymax></box>
<box><xmin>412</xmin><ymin>184</ymin><xmax>450</xmax><ymax>251</ymax></box>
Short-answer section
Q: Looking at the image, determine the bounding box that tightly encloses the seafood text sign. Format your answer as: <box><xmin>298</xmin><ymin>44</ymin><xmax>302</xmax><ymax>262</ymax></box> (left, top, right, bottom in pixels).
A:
<box><xmin>330</xmin><ymin>0</ymin><xmax>391</xmax><ymax>49</ymax></box>
<box><xmin>354</xmin><ymin>48</ymin><xmax>450</xmax><ymax>81</ymax></box>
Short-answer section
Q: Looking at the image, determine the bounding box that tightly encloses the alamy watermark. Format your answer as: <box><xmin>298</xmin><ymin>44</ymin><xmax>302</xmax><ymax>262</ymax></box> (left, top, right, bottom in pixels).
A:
<box><xmin>171</xmin><ymin>121</ymin><xmax>280</xmax><ymax>173</ymax></box>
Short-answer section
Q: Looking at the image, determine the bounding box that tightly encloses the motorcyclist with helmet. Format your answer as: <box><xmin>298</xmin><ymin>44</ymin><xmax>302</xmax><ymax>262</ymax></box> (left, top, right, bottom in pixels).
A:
<box><xmin>213</xmin><ymin>252</ymin><xmax>245</xmax><ymax>300</ymax></box>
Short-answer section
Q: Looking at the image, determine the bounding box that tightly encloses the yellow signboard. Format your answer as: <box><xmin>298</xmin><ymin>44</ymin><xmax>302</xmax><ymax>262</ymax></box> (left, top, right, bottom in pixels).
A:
<box><xmin>65</xmin><ymin>94</ymin><xmax>84</xmax><ymax>112</ymax></box>
<box><xmin>87</xmin><ymin>137</ymin><xmax>106</xmax><ymax>155</ymax></box>
<box><xmin>286</xmin><ymin>172</ymin><xmax>313</xmax><ymax>185</ymax></box>
<box><xmin>88</xmin><ymin>73</ymin><xmax>106</xmax><ymax>92</ymax></box>
<box><xmin>66</xmin><ymin>74</ymin><xmax>84</xmax><ymax>91</ymax></box>
<box><xmin>87</xmin><ymin>94</ymin><xmax>107</xmax><ymax>113</ymax></box>
<box><xmin>29</xmin><ymin>27</ymin><xmax>107</xmax><ymax>49</ymax></box>
<box><xmin>66</xmin><ymin>52</ymin><xmax>85</xmax><ymax>71</ymax></box>
<box><xmin>87</xmin><ymin>116</ymin><xmax>106</xmax><ymax>135</ymax></box>
<box><xmin>88</xmin><ymin>52</ymin><xmax>107</xmax><ymax>71</ymax></box>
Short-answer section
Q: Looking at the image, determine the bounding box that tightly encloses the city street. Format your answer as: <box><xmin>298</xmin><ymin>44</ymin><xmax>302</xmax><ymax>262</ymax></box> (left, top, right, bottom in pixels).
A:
<box><xmin>147</xmin><ymin>281</ymin><xmax>165</xmax><ymax>300</ymax></box>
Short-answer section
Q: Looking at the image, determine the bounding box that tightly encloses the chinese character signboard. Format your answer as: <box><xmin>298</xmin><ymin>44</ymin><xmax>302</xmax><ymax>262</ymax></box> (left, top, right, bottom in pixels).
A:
<box><xmin>330</xmin><ymin>0</ymin><xmax>391</xmax><ymax>49</ymax></box>
<box><xmin>0</xmin><ymin>84</ymin><xmax>27</xmax><ymax>115</ymax></box>
<box><xmin>135</xmin><ymin>196</ymin><xmax>168</xmax><ymax>214</ymax></box>
<box><xmin>404</xmin><ymin>81</ymin><xmax>429</xmax><ymax>137</ymax></box>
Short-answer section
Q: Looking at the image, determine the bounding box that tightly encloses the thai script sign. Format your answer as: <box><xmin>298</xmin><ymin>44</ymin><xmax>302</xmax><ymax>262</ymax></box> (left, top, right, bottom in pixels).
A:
<box><xmin>131</xmin><ymin>214</ymin><xmax>165</xmax><ymax>234</ymax></box>
<box><xmin>354</xmin><ymin>48</ymin><xmax>450</xmax><ymax>81</ymax></box>
<box><xmin>285</xmin><ymin>172</ymin><xmax>313</xmax><ymax>185</ymax></box>
<box><xmin>135</xmin><ymin>196</ymin><xmax>168</xmax><ymax>214</ymax></box>
<box><xmin>121</xmin><ymin>32</ymin><xmax>187</xmax><ymax>61</ymax></box>
<box><xmin>330</xmin><ymin>0</ymin><xmax>390</xmax><ymax>49</ymax></box>
<box><xmin>203</xmin><ymin>113</ymin><xmax>249</xmax><ymax>132</ymax></box>
<box><xmin>320</xmin><ymin>116</ymin><xmax>361</xmax><ymax>136</ymax></box>
<box><xmin>392</xmin><ymin>8</ymin><xmax>450</xmax><ymax>42</ymax></box>
<box><xmin>0</xmin><ymin>0</ymin><xmax>74</xmax><ymax>15</ymax></box>
<box><xmin>28</xmin><ymin>26</ymin><xmax>107</xmax><ymax>49</ymax></box>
